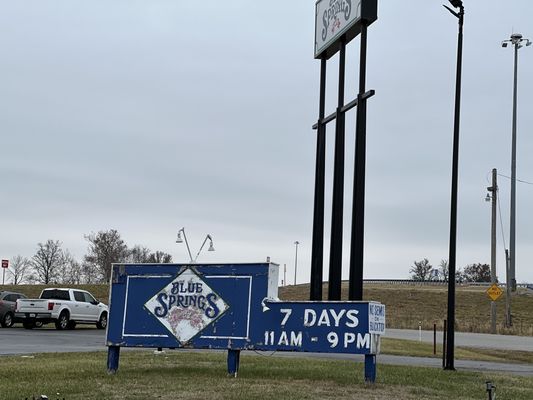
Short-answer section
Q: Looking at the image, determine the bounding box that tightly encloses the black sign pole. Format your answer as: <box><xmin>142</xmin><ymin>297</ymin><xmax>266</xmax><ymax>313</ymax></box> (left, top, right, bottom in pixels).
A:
<box><xmin>328</xmin><ymin>38</ymin><xmax>346</xmax><ymax>301</ymax></box>
<box><xmin>349</xmin><ymin>23</ymin><xmax>368</xmax><ymax>301</ymax></box>
<box><xmin>310</xmin><ymin>57</ymin><xmax>327</xmax><ymax>301</ymax></box>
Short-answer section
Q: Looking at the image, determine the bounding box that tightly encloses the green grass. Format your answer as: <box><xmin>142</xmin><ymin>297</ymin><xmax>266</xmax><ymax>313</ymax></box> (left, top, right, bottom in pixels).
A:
<box><xmin>382</xmin><ymin>338</ymin><xmax>533</xmax><ymax>364</ymax></box>
<box><xmin>1</xmin><ymin>351</ymin><xmax>533</xmax><ymax>400</ymax></box>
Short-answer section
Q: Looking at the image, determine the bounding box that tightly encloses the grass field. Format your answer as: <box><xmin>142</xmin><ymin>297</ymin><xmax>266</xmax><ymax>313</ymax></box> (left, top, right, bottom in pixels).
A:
<box><xmin>280</xmin><ymin>282</ymin><xmax>533</xmax><ymax>336</ymax></box>
<box><xmin>382</xmin><ymin>337</ymin><xmax>533</xmax><ymax>364</ymax></box>
<box><xmin>2</xmin><ymin>351</ymin><xmax>533</xmax><ymax>400</ymax></box>
<box><xmin>3</xmin><ymin>282</ymin><xmax>533</xmax><ymax>335</ymax></box>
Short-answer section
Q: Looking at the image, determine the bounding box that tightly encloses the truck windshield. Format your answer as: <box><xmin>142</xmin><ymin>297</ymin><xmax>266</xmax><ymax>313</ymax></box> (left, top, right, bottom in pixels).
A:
<box><xmin>41</xmin><ymin>289</ymin><xmax>70</xmax><ymax>301</ymax></box>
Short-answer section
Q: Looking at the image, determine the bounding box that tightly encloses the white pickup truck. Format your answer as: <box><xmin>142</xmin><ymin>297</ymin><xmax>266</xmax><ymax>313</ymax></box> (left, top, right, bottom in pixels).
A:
<box><xmin>15</xmin><ymin>288</ymin><xmax>108</xmax><ymax>330</ymax></box>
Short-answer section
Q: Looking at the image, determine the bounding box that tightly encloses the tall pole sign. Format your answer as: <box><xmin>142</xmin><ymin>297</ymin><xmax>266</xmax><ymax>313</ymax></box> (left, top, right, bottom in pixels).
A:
<box><xmin>311</xmin><ymin>0</ymin><xmax>377</xmax><ymax>301</ymax></box>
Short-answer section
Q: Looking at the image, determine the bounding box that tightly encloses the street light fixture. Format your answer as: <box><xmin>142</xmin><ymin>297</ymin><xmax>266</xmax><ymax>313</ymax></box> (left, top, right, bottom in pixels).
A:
<box><xmin>501</xmin><ymin>32</ymin><xmax>530</xmax><ymax>293</ymax></box>
<box><xmin>443</xmin><ymin>0</ymin><xmax>464</xmax><ymax>372</ymax></box>
<box><xmin>176</xmin><ymin>227</ymin><xmax>215</xmax><ymax>263</ymax></box>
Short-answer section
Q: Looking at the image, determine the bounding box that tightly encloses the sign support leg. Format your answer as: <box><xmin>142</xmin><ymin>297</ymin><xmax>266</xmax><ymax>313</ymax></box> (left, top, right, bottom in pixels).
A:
<box><xmin>107</xmin><ymin>346</ymin><xmax>121</xmax><ymax>374</ymax></box>
<box><xmin>364</xmin><ymin>354</ymin><xmax>376</xmax><ymax>383</ymax></box>
<box><xmin>227</xmin><ymin>349</ymin><xmax>240</xmax><ymax>377</ymax></box>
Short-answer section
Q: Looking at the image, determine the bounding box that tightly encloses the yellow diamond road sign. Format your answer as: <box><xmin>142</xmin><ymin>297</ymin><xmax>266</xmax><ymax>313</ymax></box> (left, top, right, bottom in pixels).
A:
<box><xmin>486</xmin><ymin>284</ymin><xmax>503</xmax><ymax>301</ymax></box>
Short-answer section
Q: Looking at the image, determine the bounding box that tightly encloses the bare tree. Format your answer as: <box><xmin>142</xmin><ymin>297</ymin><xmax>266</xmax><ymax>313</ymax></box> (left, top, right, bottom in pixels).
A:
<box><xmin>84</xmin><ymin>229</ymin><xmax>129</xmax><ymax>282</ymax></box>
<box><xmin>409</xmin><ymin>258</ymin><xmax>433</xmax><ymax>281</ymax></box>
<box><xmin>128</xmin><ymin>246</ymin><xmax>173</xmax><ymax>264</ymax></box>
<box><xmin>8</xmin><ymin>255</ymin><xmax>31</xmax><ymax>284</ymax></box>
<box><xmin>147</xmin><ymin>251</ymin><xmax>172</xmax><ymax>263</ymax></box>
<box><xmin>439</xmin><ymin>259</ymin><xmax>449</xmax><ymax>282</ymax></box>
<box><xmin>32</xmin><ymin>240</ymin><xmax>64</xmax><ymax>284</ymax></box>
<box><xmin>57</xmin><ymin>251</ymin><xmax>83</xmax><ymax>284</ymax></box>
<box><xmin>81</xmin><ymin>261</ymin><xmax>100</xmax><ymax>284</ymax></box>
<box><xmin>129</xmin><ymin>245</ymin><xmax>151</xmax><ymax>263</ymax></box>
<box><xmin>463</xmin><ymin>263</ymin><xmax>492</xmax><ymax>283</ymax></box>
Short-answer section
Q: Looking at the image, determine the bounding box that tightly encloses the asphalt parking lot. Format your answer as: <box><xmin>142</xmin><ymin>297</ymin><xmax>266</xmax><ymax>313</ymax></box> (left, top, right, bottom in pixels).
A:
<box><xmin>0</xmin><ymin>326</ymin><xmax>106</xmax><ymax>355</ymax></box>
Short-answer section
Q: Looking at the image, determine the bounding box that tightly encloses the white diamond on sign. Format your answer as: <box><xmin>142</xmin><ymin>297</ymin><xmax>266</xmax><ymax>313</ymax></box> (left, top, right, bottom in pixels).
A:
<box><xmin>144</xmin><ymin>268</ymin><xmax>229</xmax><ymax>344</ymax></box>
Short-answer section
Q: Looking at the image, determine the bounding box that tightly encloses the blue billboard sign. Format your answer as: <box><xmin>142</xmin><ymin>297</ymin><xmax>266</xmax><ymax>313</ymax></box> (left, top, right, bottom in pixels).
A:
<box><xmin>106</xmin><ymin>263</ymin><xmax>385</xmax><ymax>381</ymax></box>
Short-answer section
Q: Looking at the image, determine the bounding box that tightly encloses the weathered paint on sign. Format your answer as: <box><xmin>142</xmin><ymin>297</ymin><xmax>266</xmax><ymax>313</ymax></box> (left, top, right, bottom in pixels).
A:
<box><xmin>107</xmin><ymin>263</ymin><xmax>384</xmax><ymax>354</ymax></box>
<box><xmin>258</xmin><ymin>300</ymin><xmax>383</xmax><ymax>354</ymax></box>
<box><xmin>106</xmin><ymin>263</ymin><xmax>385</xmax><ymax>380</ymax></box>
<box><xmin>314</xmin><ymin>0</ymin><xmax>378</xmax><ymax>59</ymax></box>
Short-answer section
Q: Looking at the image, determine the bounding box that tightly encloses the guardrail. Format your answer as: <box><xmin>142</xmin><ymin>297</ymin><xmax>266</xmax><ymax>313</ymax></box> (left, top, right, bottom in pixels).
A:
<box><xmin>362</xmin><ymin>279</ymin><xmax>532</xmax><ymax>288</ymax></box>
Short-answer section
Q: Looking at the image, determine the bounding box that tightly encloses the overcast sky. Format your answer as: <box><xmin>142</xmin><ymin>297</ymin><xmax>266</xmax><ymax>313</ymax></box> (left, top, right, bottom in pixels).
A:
<box><xmin>1</xmin><ymin>1</ymin><xmax>532</xmax><ymax>284</ymax></box>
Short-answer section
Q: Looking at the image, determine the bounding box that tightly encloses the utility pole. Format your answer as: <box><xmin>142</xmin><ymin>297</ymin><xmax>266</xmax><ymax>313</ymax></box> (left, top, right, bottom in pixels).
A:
<box><xmin>294</xmin><ymin>241</ymin><xmax>300</xmax><ymax>286</ymax></box>
<box><xmin>283</xmin><ymin>264</ymin><xmax>287</xmax><ymax>286</ymax></box>
<box><xmin>505</xmin><ymin>249</ymin><xmax>512</xmax><ymax>327</ymax></box>
<box><xmin>487</xmin><ymin>168</ymin><xmax>497</xmax><ymax>334</ymax></box>
<box><xmin>502</xmin><ymin>33</ymin><xmax>531</xmax><ymax>292</ymax></box>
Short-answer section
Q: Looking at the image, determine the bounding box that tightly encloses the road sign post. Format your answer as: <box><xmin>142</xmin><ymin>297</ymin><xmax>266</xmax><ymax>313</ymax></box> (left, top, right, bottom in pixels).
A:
<box><xmin>106</xmin><ymin>263</ymin><xmax>385</xmax><ymax>382</ymax></box>
<box><xmin>1</xmin><ymin>259</ymin><xmax>8</xmax><ymax>285</ymax></box>
<box><xmin>486</xmin><ymin>284</ymin><xmax>503</xmax><ymax>302</ymax></box>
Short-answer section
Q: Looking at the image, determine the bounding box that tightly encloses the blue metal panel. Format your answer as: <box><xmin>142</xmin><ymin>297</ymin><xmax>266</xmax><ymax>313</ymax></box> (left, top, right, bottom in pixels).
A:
<box><xmin>106</xmin><ymin>263</ymin><xmax>272</xmax><ymax>349</ymax></box>
<box><xmin>256</xmin><ymin>300</ymin><xmax>373</xmax><ymax>354</ymax></box>
<box><xmin>107</xmin><ymin>263</ymin><xmax>384</xmax><ymax>357</ymax></box>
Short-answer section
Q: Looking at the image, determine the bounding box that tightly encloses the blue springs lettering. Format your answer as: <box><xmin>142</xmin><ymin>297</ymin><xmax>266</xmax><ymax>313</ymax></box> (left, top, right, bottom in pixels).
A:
<box><xmin>153</xmin><ymin>281</ymin><xmax>220</xmax><ymax>319</ymax></box>
<box><xmin>322</xmin><ymin>0</ymin><xmax>352</xmax><ymax>41</ymax></box>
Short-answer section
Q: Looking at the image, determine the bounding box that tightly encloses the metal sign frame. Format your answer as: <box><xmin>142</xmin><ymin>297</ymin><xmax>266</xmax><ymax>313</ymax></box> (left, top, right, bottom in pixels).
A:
<box><xmin>314</xmin><ymin>0</ymin><xmax>377</xmax><ymax>59</ymax></box>
<box><xmin>106</xmin><ymin>262</ymin><xmax>385</xmax><ymax>382</ymax></box>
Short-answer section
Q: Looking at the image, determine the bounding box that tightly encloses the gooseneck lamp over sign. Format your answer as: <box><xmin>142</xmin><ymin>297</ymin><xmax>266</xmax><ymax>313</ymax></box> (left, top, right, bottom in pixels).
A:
<box><xmin>176</xmin><ymin>227</ymin><xmax>215</xmax><ymax>263</ymax></box>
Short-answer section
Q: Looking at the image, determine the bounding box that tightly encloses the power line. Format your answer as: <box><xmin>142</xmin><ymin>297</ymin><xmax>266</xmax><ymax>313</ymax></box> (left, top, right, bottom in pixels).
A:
<box><xmin>497</xmin><ymin>173</ymin><xmax>533</xmax><ymax>186</ymax></box>
<box><xmin>497</xmin><ymin>188</ymin><xmax>507</xmax><ymax>251</ymax></box>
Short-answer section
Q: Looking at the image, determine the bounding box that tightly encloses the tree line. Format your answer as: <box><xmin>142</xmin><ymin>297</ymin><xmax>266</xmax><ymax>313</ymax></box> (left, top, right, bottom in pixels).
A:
<box><xmin>5</xmin><ymin>229</ymin><xmax>172</xmax><ymax>285</ymax></box>
<box><xmin>409</xmin><ymin>258</ymin><xmax>493</xmax><ymax>283</ymax></box>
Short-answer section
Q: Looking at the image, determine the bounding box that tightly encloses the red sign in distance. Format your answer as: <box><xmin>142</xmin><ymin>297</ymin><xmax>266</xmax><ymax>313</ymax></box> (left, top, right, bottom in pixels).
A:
<box><xmin>1</xmin><ymin>259</ymin><xmax>8</xmax><ymax>268</ymax></box>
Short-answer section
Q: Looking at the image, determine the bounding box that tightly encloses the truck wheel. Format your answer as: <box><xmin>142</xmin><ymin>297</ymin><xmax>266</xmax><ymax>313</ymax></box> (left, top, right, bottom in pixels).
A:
<box><xmin>23</xmin><ymin>321</ymin><xmax>35</xmax><ymax>329</ymax></box>
<box><xmin>96</xmin><ymin>312</ymin><xmax>107</xmax><ymax>329</ymax></box>
<box><xmin>34</xmin><ymin>321</ymin><xmax>43</xmax><ymax>328</ymax></box>
<box><xmin>1</xmin><ymin>312</ymin><xmax>14</xmax><ymax>328</ymax></box>
<box><xmin>55</xmin><ymin>311</ymin><xmax>69</xmax><ymax>330</ymax></box>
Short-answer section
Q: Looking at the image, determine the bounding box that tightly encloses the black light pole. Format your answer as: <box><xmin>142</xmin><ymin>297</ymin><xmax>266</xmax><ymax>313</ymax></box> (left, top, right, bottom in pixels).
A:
<box><xmin>443</xmin><ymin>0</ymin><xmax>464</xmax><ymax>371</ymax></box>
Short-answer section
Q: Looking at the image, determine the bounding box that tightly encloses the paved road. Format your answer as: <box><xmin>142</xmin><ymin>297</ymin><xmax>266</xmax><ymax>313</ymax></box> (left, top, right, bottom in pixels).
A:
<box><xmin>385</xmin><ymin>328</ymin><xmax>533</xmax><ymax>351</ymax></box>
<box><xmin>2</xmin><ymin>327</ymin><xmax>532</xmax><ymax>376</ymax></box>
<box><xmin>0</xmin><ymin>328</ymin><xmax>105</xmax><ymax>355</ymax></box>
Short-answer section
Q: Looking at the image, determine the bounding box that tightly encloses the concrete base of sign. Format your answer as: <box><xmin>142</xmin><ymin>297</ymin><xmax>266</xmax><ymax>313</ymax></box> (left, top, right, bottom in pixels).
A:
<box><xmin>227</xmin><ymin>349</ymin><xmax>241</xmax><ymax>377</ymax></box>
<box><xmin>107</xmin><ymin>346</ymin><xmax>120</xmax><ymax>374</ymax></box>
<box><xmin>364</xmin><ymin>354</ymin><xmax>376</xmax><ymax>383</ymax></box>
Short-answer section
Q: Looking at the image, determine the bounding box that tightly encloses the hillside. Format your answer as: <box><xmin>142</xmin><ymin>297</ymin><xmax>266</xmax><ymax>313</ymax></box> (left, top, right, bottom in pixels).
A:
<box><xmin>3</xmin><ymin>282</ymin><xmax>532</xmax><ymax>335</ymax></box>
<box><xmin>280</xmin><ymin>282</ymin><xmax>533</xmax><ymax>336</ymax></box>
